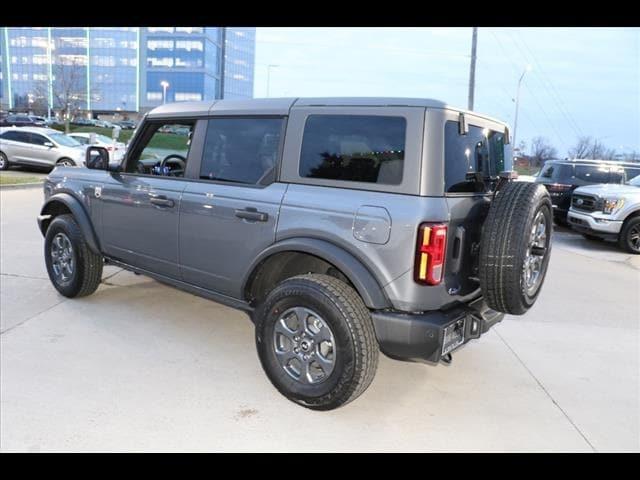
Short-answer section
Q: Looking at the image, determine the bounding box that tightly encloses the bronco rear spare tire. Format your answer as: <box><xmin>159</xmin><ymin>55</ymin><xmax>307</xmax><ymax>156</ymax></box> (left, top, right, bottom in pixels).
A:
<box><xmin>479</xmin><ymin>181</ymin><xmax>553</xmax><ymax>315</ymax></box>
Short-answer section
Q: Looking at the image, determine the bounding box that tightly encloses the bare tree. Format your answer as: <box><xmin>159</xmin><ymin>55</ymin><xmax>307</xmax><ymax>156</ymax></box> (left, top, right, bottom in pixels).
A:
<box><xmin>51</xmin><ymin>60</ymin><xmax>87</xmax><ymax>133</ymax></box>
<box><xmin>568</xmin><ymin>136</ymin><xmax>592</xmax><ymax>159</ymax></box>
<box><xmin>569</xmin><ymin>136</ymin><xmax>618</xmax><ymax>160</ymax></box>
<box><xmin>529</xmin><ymin>136</ymin><xmax>557</xmax><ymax>167</ymax></box>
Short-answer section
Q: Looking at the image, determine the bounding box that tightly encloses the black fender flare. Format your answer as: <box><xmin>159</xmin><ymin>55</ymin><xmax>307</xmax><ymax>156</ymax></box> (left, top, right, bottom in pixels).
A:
<box><xmin>242</xmin><ymin>237</ymin><xmax>391</xmax><ymax>310</ymax></box>
<box><xmin>38</xmin><ymin>193</ymin><xmax>101</xmax><ymax>254</ymax></box>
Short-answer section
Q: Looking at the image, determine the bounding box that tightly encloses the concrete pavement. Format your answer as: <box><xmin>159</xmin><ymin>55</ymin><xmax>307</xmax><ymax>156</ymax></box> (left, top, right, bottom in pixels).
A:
<box><xmin>1</xmin><ymin>187</ymin><xmax>638</xmax><ymax>452</ymax></box>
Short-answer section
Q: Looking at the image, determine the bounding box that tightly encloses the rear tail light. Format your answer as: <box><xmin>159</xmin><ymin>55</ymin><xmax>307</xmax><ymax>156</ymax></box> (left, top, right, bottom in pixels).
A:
<box><xmin>415</xmin><ymin>223</ymin><xmax>448</xmax><ymax>285</ymax></box>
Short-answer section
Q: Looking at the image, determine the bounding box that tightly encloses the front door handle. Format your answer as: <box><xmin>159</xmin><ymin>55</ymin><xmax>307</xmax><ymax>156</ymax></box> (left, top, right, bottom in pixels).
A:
<box><xmin>149</xmin><ymin>194</ymin><xmax>175</xmax><ymax>208</ymax></box>
<box><xmin>235</xmin><ymin>207</ymin><xmax>268</xmax><ymax>222</ymax></box>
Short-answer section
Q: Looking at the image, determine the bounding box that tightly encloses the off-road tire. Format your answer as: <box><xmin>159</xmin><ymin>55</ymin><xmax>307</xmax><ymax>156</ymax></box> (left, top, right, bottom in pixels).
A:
<box><xmin>0</xmin><ymin>151</ymin><xmax>9</xmax><ymax>170</ymax></box>
<box><xmin>479</xmin><ymin>182</ymin><xmax>553</xmax><ymax>315</ymax></box>
<box><xmin>618</xmin><ymin>215</ymin><xmax>640</xmax><ymax>254</ymax></box>
<box><xmin>255</xmin><ymin>274</ymin><xmax>378</xmax><ymax>410</ymax></box>
<box><xmin>44</xmin><ymin>214</ymin><xmax>103</xmax><ymax>297</ymax></box>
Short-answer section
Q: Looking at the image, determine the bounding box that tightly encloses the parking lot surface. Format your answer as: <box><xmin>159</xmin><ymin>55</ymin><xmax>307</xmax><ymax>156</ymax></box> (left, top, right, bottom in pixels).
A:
<box><xmin>1</xmin><ymin>187</ymin><xmax>638</xmax><ymax>452</ymax></box>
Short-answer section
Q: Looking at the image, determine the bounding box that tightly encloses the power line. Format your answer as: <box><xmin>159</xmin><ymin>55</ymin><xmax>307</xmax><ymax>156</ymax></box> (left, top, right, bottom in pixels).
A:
<box><xmin>509</xmin><ymin>30</ymin><xmax>584</xmax><ymax>138</ymax></box>
<box><xmin>489</xmin><ymin>30</ymin><xmax>568</xmax><ymax>152</ymax></box>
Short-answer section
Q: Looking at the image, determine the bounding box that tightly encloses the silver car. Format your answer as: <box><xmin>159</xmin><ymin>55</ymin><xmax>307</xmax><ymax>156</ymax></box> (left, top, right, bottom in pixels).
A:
<box><xmin>0</xmin><ymin>127</ymin><xmax>86</xmax><ymax>170</ymax></box>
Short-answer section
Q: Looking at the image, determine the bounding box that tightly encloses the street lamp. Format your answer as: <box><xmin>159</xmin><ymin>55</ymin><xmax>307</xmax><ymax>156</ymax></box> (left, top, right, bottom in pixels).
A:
<box><xmin>512</xmin><ymin>64</ymin><xmax>532</xmax><ymax>152</ymax></box>
<box><xmin>160</xmin><ymin>81</ymin><xmax>170</xmax><ymax>104</ymax></box>
<box><xmin>266</xmin><ymin>65</ymin><xmax>279</xmax><ymax>98</ymax></box>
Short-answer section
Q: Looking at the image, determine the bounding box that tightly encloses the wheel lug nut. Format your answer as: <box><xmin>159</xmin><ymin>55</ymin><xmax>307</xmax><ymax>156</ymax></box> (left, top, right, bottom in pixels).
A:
<box><xmin>294</xmin><ymin>347</ymin><xmax>300</xmax><ymax>353</ymax></box>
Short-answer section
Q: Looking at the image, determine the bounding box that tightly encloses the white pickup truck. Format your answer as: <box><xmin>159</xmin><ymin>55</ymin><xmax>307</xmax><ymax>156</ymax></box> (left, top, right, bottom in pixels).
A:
<box><xmin>568</xmin><ymin>174</ymin><xmax>640</xmax><ymax>253</ymax></box>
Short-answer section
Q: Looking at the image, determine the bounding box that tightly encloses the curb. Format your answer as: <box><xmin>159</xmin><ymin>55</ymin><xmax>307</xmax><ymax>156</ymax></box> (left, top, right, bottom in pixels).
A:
<box><xmin>0</xmin><ymin>182</ymin><xmax>44</xmax><ymax>191</ymax></box>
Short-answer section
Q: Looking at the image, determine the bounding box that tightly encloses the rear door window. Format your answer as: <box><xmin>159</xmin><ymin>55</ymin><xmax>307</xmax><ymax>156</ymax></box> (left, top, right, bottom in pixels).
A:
<box><xmin>574</xmin><ymin>165</ymin><xmax>610</xmax><ymax>184</ymax></box>
<box><xmin>200</xmin><ymin>117</ymin><xmax>284</xmax><ymax>185</ymax></box>
<box><xmin>444</xmin><ymin>121</ymin><xmax>512</xmax><ymax>193</ymax></box>
<box><xmin>299</xmin><ymin>115</ymin><xmax>406</xmax><ymax>185</ymax></box>
<box><xmin>1</xmin><ymin>130</ymin><xmax>30</xmax><ymax>143</ymax></box>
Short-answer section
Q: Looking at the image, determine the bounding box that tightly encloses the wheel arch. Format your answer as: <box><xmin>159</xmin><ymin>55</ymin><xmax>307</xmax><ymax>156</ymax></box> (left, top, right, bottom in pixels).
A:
<box><xmin>39</xmin><ymin>193</ymin><xmax>101</xmax><ymax>254</ymax></box>
<box><xmin>242</xmin><ymin>238</ymin><xmax>391</xmax><ymax>310</ymax></box>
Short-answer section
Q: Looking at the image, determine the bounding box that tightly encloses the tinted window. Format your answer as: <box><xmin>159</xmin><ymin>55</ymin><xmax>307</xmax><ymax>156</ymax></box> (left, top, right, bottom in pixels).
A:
<box><xmin>299</xmin><ymin>115</ymin><xmax>406</xmax><ymax>185</ymax></box>
<box><xmin>624</xmin><ymin>167</ymin><xmax>640</xmax><ymax>182</ymax></box>
<box><xmin>30</xmin><ymin>134</ymin><xmax>48</xmax><ymax>146</ymax></box>
<box><xmin>539</xmin><ymin>163</ymin><xmax>574</xmax><ymax>182</ymax></box>
<box><xmin>200</xmin><ymin>118</ymin><xmax>283</xmax><ymax>185</ymax></box>
<box><xmin>1</xmin><ymin>131</ymin><xmax>30</xmax><ymax>143</ymax></box>
<box><xmin>444</xmin><ymin>121</ymin><xmax>512</xmax><ymax>193</ymax></box>
<box><xmin>574</xmin><ymin>165</ymin><xmax>610</xmax><ymax>184</ymax></box>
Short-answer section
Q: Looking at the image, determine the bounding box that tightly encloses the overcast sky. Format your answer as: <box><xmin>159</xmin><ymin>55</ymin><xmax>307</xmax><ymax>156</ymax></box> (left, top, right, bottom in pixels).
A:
<box><xmin>254</xmin><ymin>27</ymin><xmax>639</xmax><ymax>157</ymax></box>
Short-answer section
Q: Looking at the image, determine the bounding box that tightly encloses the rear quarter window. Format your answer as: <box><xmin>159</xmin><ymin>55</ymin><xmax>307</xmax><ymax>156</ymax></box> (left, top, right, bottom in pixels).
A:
<box><xmin>574</xmin><ymin>165</ymin><xmax>610</xmax><ymax>184</ymax></box>
<box><xmin>299</xmin><ymin>115</ymin><xmax>406</xmax><ymax>185</ymax></box>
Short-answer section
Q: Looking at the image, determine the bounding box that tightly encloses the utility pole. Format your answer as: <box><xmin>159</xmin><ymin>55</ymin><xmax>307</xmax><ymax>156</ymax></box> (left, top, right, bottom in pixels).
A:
<box><xmin>467</xmin><ymin>27</ymin><xmax>478</xmax><ymax>111</ymax></box>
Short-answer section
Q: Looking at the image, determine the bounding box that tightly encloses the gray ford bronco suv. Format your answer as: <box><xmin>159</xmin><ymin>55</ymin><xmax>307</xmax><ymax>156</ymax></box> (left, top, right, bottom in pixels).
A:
<box><xmin>38</xmin><ymin>98</ymin><xmax>553</xmax><ymax>410</ymax></box>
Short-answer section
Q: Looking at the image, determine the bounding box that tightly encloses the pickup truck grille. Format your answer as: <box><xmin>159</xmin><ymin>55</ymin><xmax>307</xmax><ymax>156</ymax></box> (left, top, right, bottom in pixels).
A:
<box><xmin>572</xmin><ymin>194</ymin><xmax>599</xmax><ymax>212</ymax></box>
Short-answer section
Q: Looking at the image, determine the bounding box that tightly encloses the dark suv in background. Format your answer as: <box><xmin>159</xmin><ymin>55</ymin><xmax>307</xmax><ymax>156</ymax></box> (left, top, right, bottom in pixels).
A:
<box><xmin>535</xmin><ymin>159</ymin><xmax>640</xmax><ymax>225</ymax></box>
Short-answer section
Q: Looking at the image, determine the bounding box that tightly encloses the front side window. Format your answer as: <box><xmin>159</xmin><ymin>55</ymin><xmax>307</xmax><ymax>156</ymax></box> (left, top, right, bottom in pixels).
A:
<box><xmin>200</xmin><ymin>117</ymin><xmax>283</xmax><ymax>185</ymax></box>
<box><xmin>126</xmin><ymin>121</ymin><xmax>195</xmax><ymax>177</ymax></box>
<box><xmin>444</xmin><ymin>121</ymin><xmax>512</xmax><ymax>193</ymax></box>
<box><xmin>29</xmin><ymin>134</ymin><xmax>48</xmax><ymax>146</ymax></box>
<box><xmin>299</xmin><ymin>115</ymin><xmax>406</xmax><ymax>185</ymax></box>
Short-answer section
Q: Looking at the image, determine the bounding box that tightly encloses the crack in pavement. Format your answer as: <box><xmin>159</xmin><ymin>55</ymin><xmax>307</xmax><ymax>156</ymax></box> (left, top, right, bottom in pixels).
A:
<box><xmin>0</xmin><ymin>298</ymin><xmax>68</xmax><ymax>335</ymax></box>
<box><xmin>494</xmin><ymin>328</ymin><xmax>598</xmax><ymax>452</ymax></box>
<box><xmin>0</xmin><ymin>272</ymin><xmax>49</xmax><ymax>281</ymax></box>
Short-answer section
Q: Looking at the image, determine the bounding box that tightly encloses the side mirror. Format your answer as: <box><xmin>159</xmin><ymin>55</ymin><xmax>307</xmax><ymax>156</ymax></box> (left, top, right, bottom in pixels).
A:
<box><xmin>44</xmin><ymin>142</ymin><xmax>54</xmax><ymax>148</ymax></box>
<box><xmin>86</xmin><ymin>146</ymin><xmax>110</xmax><ymax>170</ymax></box>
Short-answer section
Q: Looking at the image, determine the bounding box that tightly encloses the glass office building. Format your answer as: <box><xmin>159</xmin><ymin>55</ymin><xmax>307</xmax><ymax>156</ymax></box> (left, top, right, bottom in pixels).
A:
<box><xmin>0</xmin><ymin>27</ymin><xmax>255</xmax><ymax>115</ymax></box>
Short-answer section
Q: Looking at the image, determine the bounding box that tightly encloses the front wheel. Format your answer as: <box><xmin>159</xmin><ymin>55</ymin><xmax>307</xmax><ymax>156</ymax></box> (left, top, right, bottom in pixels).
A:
<box><xmin>56</xmin><ymin>158</ymin><xmax>76</xmax><ymax>167</ymax></box>
<box><xmin>255</xmin><ymin>274</ymin><xmax>379</xmax><ymax>410</ymax></box>
<box><xmin>44</xmin><ymin>214</ymin><xmax>103</xmax><ymax>297</ymax></box>
<box><xmin>619</xmin><ymin>216</ymin><xmax>640</xmax><ymax>254</ymax></box>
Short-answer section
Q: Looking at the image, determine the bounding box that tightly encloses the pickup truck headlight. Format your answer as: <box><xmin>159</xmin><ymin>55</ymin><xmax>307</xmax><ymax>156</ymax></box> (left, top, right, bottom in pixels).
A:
<box><xmin>602</xmin><ymin>198</ymin><xmax>624</xmax><ymax>215</ymax></box>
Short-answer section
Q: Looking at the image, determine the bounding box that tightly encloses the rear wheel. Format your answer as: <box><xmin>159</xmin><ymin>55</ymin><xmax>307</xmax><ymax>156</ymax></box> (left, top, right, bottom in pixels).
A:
<box><xmin>0</xmin><ymin>151</ymin><xmax>9</xmax><ymax>170</ymax></box>
<box><xmin>619</xmin><ymin>216</ymin><xmax>640</xmax><ymax>254</ymax></box>
<box><xmin>479</xmin><ymin>182</ymin><xmax>553</xmax><ymax>315</ymax></box>
<box><xmin>255</xmin><ymin>274</ymin><xmax>378</xmax><ymax>410</ymax></box>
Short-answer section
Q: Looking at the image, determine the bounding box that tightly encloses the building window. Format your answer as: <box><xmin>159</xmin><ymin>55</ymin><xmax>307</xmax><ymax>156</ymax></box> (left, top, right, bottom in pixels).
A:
<box><xmin>33</xmin><ymin>55</ymin><xmax>48</xmax><ymax>65</ymax></box>
<box><xmin>147</xmin><ymin>57</ymin><xmax>174</xmax><ymax>67</ymax></box>
<box><xmin>146</xmin><ymin>92</ymin><xmax>162</xmax><ymax>101</ymax></box>
<box><xmin>176</xmin><ymin>27</ymin><xmax>203</xmax><ymax>34</ymax></box>
<box><xmin>147</xmin><ymin>40</ymin><xmax>174</xmax><ymax>50</ymax></box>
<box><xmin>175</xmin><ymin>40</ymin><xmax>203</xmax><ymax>51</ymax></box>
<box><xmin>147</xmin><ymin>27</ymin><xmax>174</xmax><ymax>33</ymax></box>
<box><xmin>174</xmin><ymin>92</ymin><xmax>202</xmax><ymax>101</ymax></box>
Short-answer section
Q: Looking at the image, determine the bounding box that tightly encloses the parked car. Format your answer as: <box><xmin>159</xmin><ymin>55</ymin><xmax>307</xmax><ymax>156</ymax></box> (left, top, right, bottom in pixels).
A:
<box><xmin>0</xmin><ymin>114</ymin><xmax>46</xmax><ymax>127</ymax></box>
<box><xmin>114</xmin><ymin>120</ymin><xmax>136</xmax><ymax>130</ymax></box>
<box><xmin>568</xmin><ymin>173</ymin><xmax>640</xmax><ymax>253</ymax></box>
<box><xmin>0</xmin><ymin>127</ymin><xmax>86</xmax><ymax>170</ymax></box>
<box><xmin>67</xmin><ymin>132</ymin><xmax>125</xmax><ymax>162</ymax></box>
<box><xmin>70</xmin><ymin>118</ymin><xmax>95</xmax><ymax>127</ymax></box>
<box><xmin>37</xmin><ymin>98</ymin><xmax>553</xmax><ymax>410</ymax></box>
<box><xmin>535</xmin><ymin>159</ymin><xmax>640</xmax><ymax>225</ymax></box>
<box><xmin>94</xmin><ymin>119</ymin><xmax>115</xmax><ymax>128</ymax></box>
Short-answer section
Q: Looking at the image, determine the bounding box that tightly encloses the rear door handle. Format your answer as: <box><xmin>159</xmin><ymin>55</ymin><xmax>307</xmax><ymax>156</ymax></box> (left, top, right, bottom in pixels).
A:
<box><xmin>149</xmin><ymin>194</ymin><xmax>175</xmax><ymax>208</ymax></box>
<box><xmin>235</xmin><ymin>207</ymin><xmax>268</xmax><ymax>222</ymax></box>
<box><xmin>451</xmin><ymin>226</ymin><xmax>466</xmax><ymax>274</ymax></box>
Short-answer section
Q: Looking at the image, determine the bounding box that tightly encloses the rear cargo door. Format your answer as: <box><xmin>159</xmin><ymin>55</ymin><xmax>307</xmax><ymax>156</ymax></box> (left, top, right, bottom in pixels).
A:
<box><xmin>435</xmin><ymin>109</ymin><xmax>512</xmax><ymax>297</ymax></box>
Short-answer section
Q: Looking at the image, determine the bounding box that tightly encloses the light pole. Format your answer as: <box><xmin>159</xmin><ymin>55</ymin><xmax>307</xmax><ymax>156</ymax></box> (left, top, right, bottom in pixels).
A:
<box><xmin>266</xmin><ymin>65</ymin><xmax>279</xmax><ymax>98</ymax></box>
<box><xmin>512</xmin><ymin>65</ymin><xmax>532</xmax><ymax>152</ymax></box>
<box><xmin>467</xmin><ymin>27</ymin><xmax>478</xmax><ymax>111</ymax></box>
<box><xmin>160</xmin><ymin>80</ymin><xmax>169</xmax><ymax>104</ymax></box>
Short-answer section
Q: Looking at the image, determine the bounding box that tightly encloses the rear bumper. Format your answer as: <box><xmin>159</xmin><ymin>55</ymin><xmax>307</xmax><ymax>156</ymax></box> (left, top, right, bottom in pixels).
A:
<box><xmin>567</xmin><ymin>210</ymin><xmax>622</xmax><ymax>236</ymax></box>
<box><xmin>370</xmin><ymin>297</ymin><xmax>504</xmax><ymax>363</ymax></box>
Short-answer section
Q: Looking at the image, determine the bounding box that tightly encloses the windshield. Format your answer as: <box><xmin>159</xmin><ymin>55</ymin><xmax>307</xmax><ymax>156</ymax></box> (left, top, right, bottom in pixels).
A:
<box><xmin>50</xmin><ymin>133</ymin><xmax>82</xmax><ymax>147</ymax></box>
<box><xmin>628</xmin><ymin>175</ymin><xmax>640</xmax><ymax>187</ymax></box>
